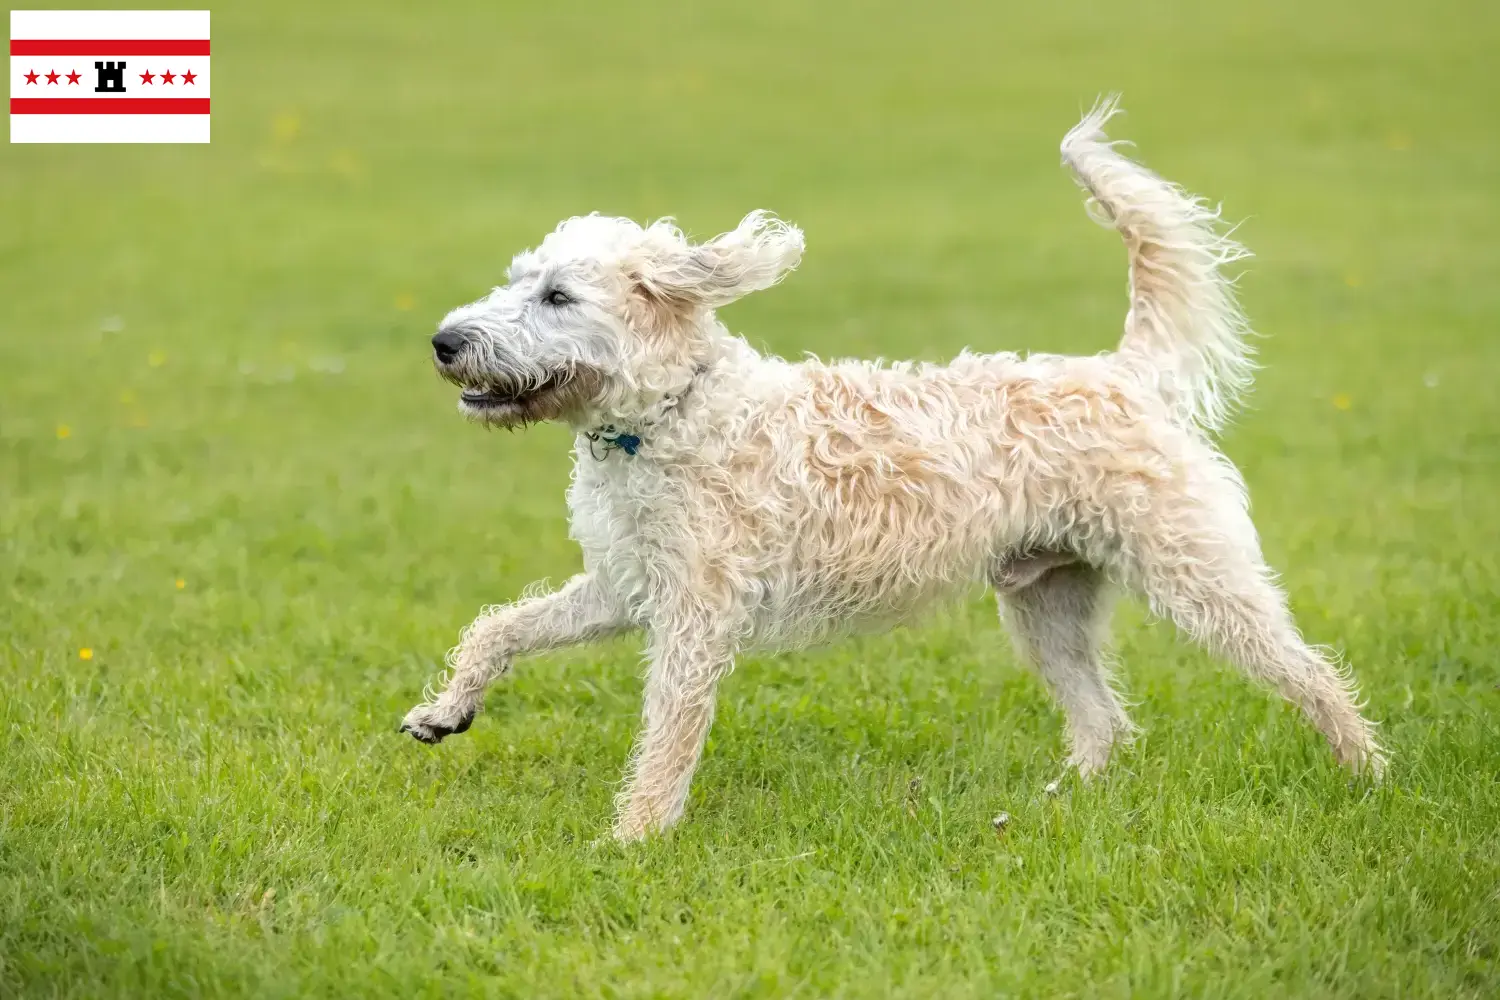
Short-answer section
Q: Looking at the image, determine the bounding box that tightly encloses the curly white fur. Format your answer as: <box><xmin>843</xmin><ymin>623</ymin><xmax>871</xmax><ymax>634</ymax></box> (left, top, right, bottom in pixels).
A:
<box><xmin>401</xmin><ymin>102</ymin><xmax>1383</xmax><ymax>841</ymax></box>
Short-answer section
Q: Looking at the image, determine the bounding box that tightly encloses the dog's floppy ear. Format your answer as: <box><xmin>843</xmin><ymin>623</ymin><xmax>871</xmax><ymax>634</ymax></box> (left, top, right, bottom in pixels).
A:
<box><xmin>634</xmin><ymin>211</ymin><xmax>804</xmax><ymax>310</ymax></box>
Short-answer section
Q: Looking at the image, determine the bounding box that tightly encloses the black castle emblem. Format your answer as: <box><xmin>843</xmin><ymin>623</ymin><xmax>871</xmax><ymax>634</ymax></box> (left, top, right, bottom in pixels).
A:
<box><xmin>95</xmin><ymin>61</ymin><xmax>127</xmax><ymax>93</ymax></box>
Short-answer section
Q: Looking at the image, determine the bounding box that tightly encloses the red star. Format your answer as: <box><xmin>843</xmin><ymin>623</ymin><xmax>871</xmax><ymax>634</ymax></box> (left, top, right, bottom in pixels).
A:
<box><xmin>45</xmin><ymin>69</ymin><xmax>60</xmax><ymax>85</ymax></box>
<box><xmin>24</xmin><ymin>69</ymin><xmax>39</xmax><ymax>85</ymax></box>
<box><xmin>66</xmin><ymin>70</ymin><xmax>81</xmax><ymax>85</ymax></box>
<box><xmin>139</xmin><ymin>69</ymin><xmax>155</xmax><ymax>85</ymax></box>
<box><xmin>160</xmin><ymin>69</ymin><xmax>176</xmax><ymax>85</ymax></box>
<box><xmin>180</xmin><ymin>69</ymin><xmax>196</xmax><ymax>85</ymax></box>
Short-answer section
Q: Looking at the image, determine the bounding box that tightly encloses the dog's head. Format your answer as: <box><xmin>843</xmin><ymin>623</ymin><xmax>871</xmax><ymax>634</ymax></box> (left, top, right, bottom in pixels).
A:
<box><xmin>430</xmin><ymin>211</ymin><xmax>803</xmax><ymax>429</ymax></box>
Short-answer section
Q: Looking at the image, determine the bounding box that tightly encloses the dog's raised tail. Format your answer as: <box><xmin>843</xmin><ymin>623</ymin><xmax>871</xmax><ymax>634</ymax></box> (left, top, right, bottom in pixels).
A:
<box><xmin>1061</xmin><ymin>96</ymin><xmax>1255</xmax><ymax>434</ymax></box>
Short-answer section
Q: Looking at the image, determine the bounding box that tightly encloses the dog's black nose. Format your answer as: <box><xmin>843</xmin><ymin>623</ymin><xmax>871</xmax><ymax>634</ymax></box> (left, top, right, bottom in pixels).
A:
<box><xmin>431</xmin><ymin>329</ymin><xmax>469</xmax><ymax>364</ymax></box>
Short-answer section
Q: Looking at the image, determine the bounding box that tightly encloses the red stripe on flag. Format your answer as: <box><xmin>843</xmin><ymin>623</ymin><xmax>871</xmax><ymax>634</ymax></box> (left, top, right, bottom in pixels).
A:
<box><xmin>10</xmin><ymin>98</ymin><xmax>211</xmax><ymax>115</ymax></box>
<box><xmin>10</xmin><ymin>39</ymin><xmax>211</xmax><ymax>56</ymax></box>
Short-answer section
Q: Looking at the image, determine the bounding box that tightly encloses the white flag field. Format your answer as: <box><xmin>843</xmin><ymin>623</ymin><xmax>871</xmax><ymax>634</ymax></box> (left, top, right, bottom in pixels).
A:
<box><xmin>10</xmin><ymin>10</ymin><xmax>210</xmax><ymax>143</ymax></box>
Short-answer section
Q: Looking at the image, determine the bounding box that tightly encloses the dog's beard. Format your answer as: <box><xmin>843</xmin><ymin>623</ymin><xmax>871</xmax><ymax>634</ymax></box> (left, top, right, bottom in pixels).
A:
<box><xmin>438</xmin><ymin>362</ymin><xmax>604</xmax><ymax>428</ymax></box>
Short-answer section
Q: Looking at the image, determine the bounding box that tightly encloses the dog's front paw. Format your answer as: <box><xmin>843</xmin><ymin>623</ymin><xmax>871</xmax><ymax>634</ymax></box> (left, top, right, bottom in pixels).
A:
<box><xmin>399</xmin><ymin>702</ymin><xmax>475</xmax><ymax>745</ymax></box>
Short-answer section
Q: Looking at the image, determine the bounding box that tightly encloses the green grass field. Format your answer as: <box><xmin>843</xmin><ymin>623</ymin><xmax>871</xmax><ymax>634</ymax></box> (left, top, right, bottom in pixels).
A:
<box><xmin>4</xmin><ymin>1</ymin><xmax>1499</xmax><ymax>995</ymax></box>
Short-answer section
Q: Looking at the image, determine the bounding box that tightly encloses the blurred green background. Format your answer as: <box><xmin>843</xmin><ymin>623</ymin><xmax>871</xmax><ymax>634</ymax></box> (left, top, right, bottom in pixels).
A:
<box><xmin>2</xmin><ymin>1</ymin><xmax>1498</xmax><ymax>996</ymax></box>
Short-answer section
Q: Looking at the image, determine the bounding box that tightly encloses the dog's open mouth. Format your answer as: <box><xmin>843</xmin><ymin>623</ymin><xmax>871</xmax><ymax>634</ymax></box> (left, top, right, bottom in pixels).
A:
<box><xmin>459</xmin><ymin>372</ymin><xmax>567</xmax><ymax>408</ymax></box>
<box><xmin>452</xmin><ymin>368</ymin><xmax>601</xmax><ymax>426</ymax></box>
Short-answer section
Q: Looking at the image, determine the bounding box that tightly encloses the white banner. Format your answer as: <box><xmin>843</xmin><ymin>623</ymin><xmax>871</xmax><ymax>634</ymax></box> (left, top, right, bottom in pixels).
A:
<box><xmin>10</xmin><ymin>10</ymin><xmax>211</xmax><ymax>143</ymax></box>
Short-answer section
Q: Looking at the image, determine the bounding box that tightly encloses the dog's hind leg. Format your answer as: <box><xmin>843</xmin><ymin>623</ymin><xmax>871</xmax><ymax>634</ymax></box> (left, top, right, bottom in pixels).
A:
<box><xmin>1116</xmin><ymin>493</ymin><xmax>1385</xmax><ymax>777</ymax></box>
<box><xmin>996</xmin><ymin>561</ymin><xmax>1135</xmax><ymax>777</ymax></box>
<box><xmin>401</xmin><ymin>573</ymin><xmax>629</xmax><ymax>744</ymax></box>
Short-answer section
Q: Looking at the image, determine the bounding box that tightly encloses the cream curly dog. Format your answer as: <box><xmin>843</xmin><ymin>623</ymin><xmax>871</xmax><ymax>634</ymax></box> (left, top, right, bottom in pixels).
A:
<box><xmin>401</xmin><ymin>99</ymin><xmax>1383</xmax><ymax>841</ymax></box>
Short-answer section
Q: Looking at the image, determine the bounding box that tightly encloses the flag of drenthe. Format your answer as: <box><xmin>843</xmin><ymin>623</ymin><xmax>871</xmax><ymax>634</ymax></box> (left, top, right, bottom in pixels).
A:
<box><xmin>10</xmin><ymin>10</ymin><xmax>210</xmax><ymax>143</ymax></box>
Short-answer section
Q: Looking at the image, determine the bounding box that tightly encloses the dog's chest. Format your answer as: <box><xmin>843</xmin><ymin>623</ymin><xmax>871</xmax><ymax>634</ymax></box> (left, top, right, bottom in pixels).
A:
<box><xmin>567</xmin><ymin>451</ymin><xmax>685</xmax><ymax>617</ymax></box>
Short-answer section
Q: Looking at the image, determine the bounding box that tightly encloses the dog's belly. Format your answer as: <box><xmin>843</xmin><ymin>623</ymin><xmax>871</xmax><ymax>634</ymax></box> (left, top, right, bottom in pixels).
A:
<box><xmin>743</xmin><ymin>570</ymin><xmax>982</xmax><ymax>650</ymax></box>
<box><xmin>741</xmin><ymin>506</ymin><xmax>1025</xmax><ymax>649</ymax></box>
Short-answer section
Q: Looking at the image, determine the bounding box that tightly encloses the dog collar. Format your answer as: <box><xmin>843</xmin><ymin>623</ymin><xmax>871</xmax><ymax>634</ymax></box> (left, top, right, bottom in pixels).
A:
<box><xmin>583</xmin><ymin>363</ymin><xmax>709</xmax><ymax>460</ymax></box>
<box><xmin>585</xmin><ymin>426</ymin><xmax>642</xmax><ymax>459</ymax></box>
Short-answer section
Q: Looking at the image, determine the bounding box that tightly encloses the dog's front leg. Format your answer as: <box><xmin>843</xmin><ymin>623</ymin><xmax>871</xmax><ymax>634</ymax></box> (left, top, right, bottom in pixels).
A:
<box><xmin>612</xmin><ymin>623</ymin><xmax>734</xmax><ymax>842</ymax></box>
<box><xmin>401</xmin><ymin>573</ymin><xmax>628</xmax><ymax>744</ymax></box>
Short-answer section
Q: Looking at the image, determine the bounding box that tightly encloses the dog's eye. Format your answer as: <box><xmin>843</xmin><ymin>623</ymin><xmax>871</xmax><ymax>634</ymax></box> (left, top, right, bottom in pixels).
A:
<box><xmin>542</xmin><ymin>288</ymin><xmax>572</xmax><ymax>307</ymax></box>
